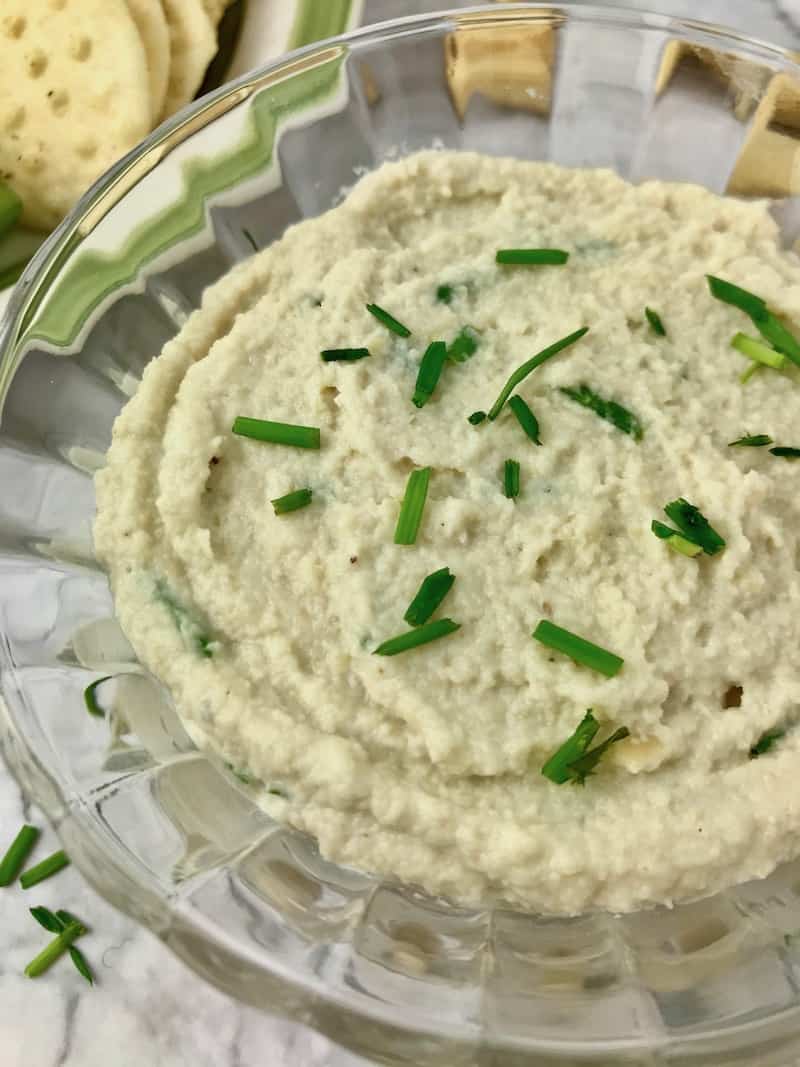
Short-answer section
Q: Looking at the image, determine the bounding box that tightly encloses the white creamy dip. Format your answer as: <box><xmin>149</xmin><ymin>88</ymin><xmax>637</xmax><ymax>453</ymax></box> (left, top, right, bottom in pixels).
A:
<box><xmin>95</xmin><ymin>151</ymin><xmax>800</xmax><ymax>913</ymax></box>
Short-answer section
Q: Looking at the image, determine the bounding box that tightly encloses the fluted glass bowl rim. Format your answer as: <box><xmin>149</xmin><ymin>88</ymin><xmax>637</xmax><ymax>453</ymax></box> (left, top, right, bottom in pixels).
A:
<box><xmin>2</xmin><ymin>4</ymin><xmax>800</xmax><ymax>1060</ymax></box>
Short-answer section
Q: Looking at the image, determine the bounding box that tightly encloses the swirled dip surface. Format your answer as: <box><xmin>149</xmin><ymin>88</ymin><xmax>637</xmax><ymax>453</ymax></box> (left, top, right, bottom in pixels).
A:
<box><xmin>95</xmin><ymin>151</ymin><xmax>800</xmax><ymax>914</ymax></box>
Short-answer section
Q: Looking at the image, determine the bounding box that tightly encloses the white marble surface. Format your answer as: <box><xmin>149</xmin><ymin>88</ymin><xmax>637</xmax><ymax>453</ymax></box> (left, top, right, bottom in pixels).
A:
<box><xmin>2</xmin><ymin>2</ymin><xmax>800</xmax><ymax>1066</ymax></box>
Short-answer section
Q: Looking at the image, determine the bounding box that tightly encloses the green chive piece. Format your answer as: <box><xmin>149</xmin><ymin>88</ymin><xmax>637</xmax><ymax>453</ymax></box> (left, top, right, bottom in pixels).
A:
<box><xmin>320</xmin><ymin>348</ymin><xmax>370</xmax><ymax>363</ymax></box>
<box><xmin>541</xmin><ymin>711</ymin><xmax>600</xmax><ymax>784</ymax></box>
<box><xmin>770</xmin><ymin>446</ymin><xmax>800</xmax><ymax>458</ymax></box>
<box><xmin>708</xmin><ymin>276</ymin><xmax>800</xmax><ymax>369</ymax></box>
<box><xmin>373</xmin><ymin>618</ymin><xmax>461</xmax><ymax>656</ymax></box>
<box><xmin>508</xmin><ymin>394</ymin><xmax>542</xmax><ymax>445</ymax></box>
<box><xmin>651</xmin><ymin>520</ymin><xmax>704</xmax><ymax>558</ymax></box>
<box><xmin>663</xmin><ymin>498</ymin><xmax>725</xmax><ymax>556</ymax></box>
<box><xmin>668</xmin><ymin>534</ymin><xmax>703</xmax><ymax>558</ymax></box>
<box><xmin>532</xmin><ymin>620</ymin><xmax>623</xmax><ymax>678</ymax></box>
<box><xmin>731</xmin><ymin>333</ymin><xmax>786</xmax><ymax>371</ymax></box>
<box><xmin>729</xmin><ymin>434</ymin><xmax>773</xmax><ymax>447</ymax></box>
<box><xmin>755</xmin><ymin>314</ymin><xmax>800</xmax><ymax>367</ymax></box>
<box><xmin>645</xmin><ymin>307</ymin><xmax>666</xmax><ymax>336</ymax></box>
<box><xmin>84</xmin><ymin>676</ymin><xmax>112</xmax><ymax>718</ymax></box>
<box><xmin>232</xmin><ymin>417</ymin><xmax>320</xmax><ymax>449</ymax></box>
<box><xmin>366</xmin><ymin>303</ymin><xmax>411</xmax><ymax>338</ymax></box>
<box><xmin>740</xmin><ymin>363</ymin><xmax>762</xmax><ymax>385</ymax></box>
<box><xmin>394</xmin><ymin>467</ymin><xmax>431</xmax><ymax>545</ymax></box>
<box><xmin>559</xmin><ymin>383</ymin><xmax>643</xmax><ymax>440</ymax></box>
<box><xmin>30</xmin><ymin>907</ymin><xmax>92</xmax><ymax>987</ymax></box>
<box><xmin>412</xmin><ymin>341</ymin><xmax>448</xmax><ymax>408</ymax></box>
<box><xmin>271</xmin><ymin>488</ymin><xmax>313</xmax><ymax>515</ymax></box>
<box><xmin>566</xmin><ymin>727</ymin><xmax>631</xmax><ymax>785</ymax></box>
<box><xmin>0</xmin><ymin>181</ymin><xmax>22</xmax><ymax>241</ymax></box>
<box><xmin>68</xmin><ymin>946</ymin><xmax>94</xmax><ymax>986</ymax></box>
<box><xmin>496</xmin><ymin>248</ymin><xmax>569</xmax><ymax>265</ymax></box>
<box><xmin>468</xmin><ymin>410</ymin><xmax>487</xmax><ymax>425</ymax></box>
<box><xmin>155</xmin><ymin>581</ymin><xmax>216</xmax><ymax>658</ymax></box>
<box><xmin>241</xmin><ymin>228</ymin><xmax>259</xmax><ymax>253</ymax></box>
<box><xmin>30</xmin><ymin>907</ymin><xmax>64</xmax><ymax>934</ymax></box>
<box><xmin>404</xmin><ymin>567</ymin><xmax>455</xmax><ymax>627</ymax></box>
<box><xmin>25</xmin><ymin>922</ymin><xmax>85</xmax><ymax>979</ymax></box>
<box><xmin>488</xmin><ymin>327</ymin><xmax>589</xmax><ymax>420</ymax></box>
<box><xmin>503</xmin><ymin>459</ymin><xmax>520</xmax><ymax>499</ymax></box>
<box><xmin>750</xmin><ymin>728</ymin><xmax>785</xmax><ymax>759</ymax></box>
<box><xmin>0</xmin><ymin>825</ymin><xmax>40</xmax><ymax>887</ymax></box>
<box><xmin>447</xmin><ymin>326</ymin><xmax>480</xmax><ymax>363</ymax></box>
<box><xmin>436</xmin><ymin>284</ymin><xmax>453</xmax><ymax>304</ymax></box>
<box><xmin>707</xmin><ymin>275</ymin><xmax>768</xmax><ymax>320</ymax></box>
<box><xmin>20</xmin><ymin>850</ymin><xmax>70</xmax><ymax>890</ymax></box>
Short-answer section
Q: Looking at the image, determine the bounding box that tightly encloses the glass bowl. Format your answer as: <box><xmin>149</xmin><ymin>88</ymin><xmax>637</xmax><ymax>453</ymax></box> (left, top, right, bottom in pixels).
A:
<box><xmin>3</xmin><ymin>4</ymin><xmax>800</xmax><ymax>1063</ymax></box>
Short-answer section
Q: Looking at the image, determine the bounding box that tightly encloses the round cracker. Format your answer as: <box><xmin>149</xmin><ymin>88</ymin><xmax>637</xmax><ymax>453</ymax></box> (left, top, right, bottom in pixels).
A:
<box><xmin>125</xmin><ymin>0</ymin><xmax>171</xmax><ymax>122</ymax></box>
<box><xmin>160</xmin><ymin>0</ymin><xmax>217</xmax><ymax>121</ymax></box>
<box><xmin>0</xmin><ymin>0</ymin><xmax>152</xmax><ymax>231</ymax></box>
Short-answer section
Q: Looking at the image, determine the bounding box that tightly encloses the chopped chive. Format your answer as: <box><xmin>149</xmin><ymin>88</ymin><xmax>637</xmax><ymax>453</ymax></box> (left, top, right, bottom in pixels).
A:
<box><xmin>155</xmin><ymin>581</ymin><xmax>216</xmax><ymax>658</ymax></box>
<box><xmin>541</xmin><ymin>711</ymin><xmax>600</xmax><ymax>784</ymax></box>
<box><xmin>0</xmin><ymin>825</ymin><xmax>40</xmax><ymax>887</ymax></box>
<box><xmin>68</xmin><ymin>946</ymin><xmax>94</xmax><ymax>986</ymax></box>
<box><xmin>708</xmin><ymin>277</ymin><xmax>800</xmax><ymax>370</ymax></box>
<box><xmin>755</xmin><ymin>314</ymin><xmax>800</xmax><ymax>367</ymax></box>
<box><xmin>740</xmin><ymin>363</ymin><xmax>762</xmax><ymax>385</ymax></box>
<box><xmin>731</xmin><ymin>333</ymin><xmax>786</xmax><ymax>371</ymax></box>
<box><xmin>412</xmin><ymin>340</ymin><xmax>448</xmax><ymax>408</ymax></box>
<box><xmin>404</xmin><ymin>567</ymin><xmax>455</xmax><ymax>627</ymax></box>
<box><xmin>436</xmin><ymin>284</ymin><xmax>453</xmax><ymax>304</ymax></box>
<box><xmin>503</xmin><ymin>459</ymin><xmax>520</xmax><ymax>499</ymax></box>
<box><xmin>496</xmin><ymin>248</ymin><xmax>569</xmax><ymax>265</ymax></box>
<box><xmin>447</xmin><ymin>326</ymin><xmax>480</xmax><ymax>363</ymax></box>
<box><xmin>645</xmin><ymin>307</ymin><xmax>666</xmax><ymax>336</ymax></box>
<box><xmin>84</xmin><ymin>676</ymin><xmax>112</xmax><ymax>718</ymax></box>
<box><xmin>0</xmin><ymin>181</ymin><xmax>22</xmax><ymax>241</ymax></box>
<box><xmin>394</xmin><ymin>467</ymin><xmax>431</xmax><ymax>545</ymax></box>
<box><xmin>750</xmin><ymin>728</ymin><xmax>785</xmax><ymax>758</ymax></box>
<box><xmin>468</xmin><ymin>410</ymin><xmax>487</xmax><ymax>425</ymax></box>
<box><xmin>271</xmin><ymin>488</ymin><xmax>313</xmax><ymax>515</ymax></box>
<box><xmin>651</xmin><ymin>520</ymin><xmax>703</xmax><ymax>558</ymax></box>
<box><xmin>707</xmin><ymin>275</ymin><xmax>768</xmax><ymax>319</ymax></box>
<box><xmin>559</xmin><ymin>383</ymin><xmax>643</xmax><ymax>440</ymax></box>
<box><xmin>226</xmin><ymin>762</ymin><xmax>257</xmax><ymax>786</ymax></box>
<box><xmin>488</xmin><ymin>327</ymin><xmax>589</xmax><ymax>420</ymax></box>
<box><xmin>566</xmin><ymin>726</ymin><xmax>630</xmax><ymax>785</ymax></box>
<box><xmin>770</xmin><ymin>446</ymin><xmax>800</xmax><ymax>458</ymax></box>
<box><xmin>663</xmin><ymin>498</ymin><xmax>725</xmax><ymax>556</ymax></box>
<box><xmin>366</xmin><ymin>303</ymin><xmax>411</xmax><ymax>338</ymax></box>
<box><xmin>25</xmin><ymin>922</ymin><xmax>85</xmax><ymax>979</ymax></box>
<box><xmin>729</xmin><ymin>434</ymin><xmax>773</xmax><ymax>447</ymax></box>
<box><xmin>20</xmin><ymin>850</ymin><xmax>70</xmax><ymax>890</ymax></box>
<box><xmin>30</xmin><ymin>907</ymin><xmax>92</xmax><ymax>987</ymax></box>
<box><xmin>532</xmin><ymin>620</ymin><xmax>623</xmax><ymax>677</ymax></box>
<box><xmin>30</xmin><ymin>907</ymin><xmax>64</xmax><ymax>934</ymax></box>
<box><xmin>373</xmin><ymin>618</ymin><xmax>461</xmax><ymax>656</ymax></box>
<box><xmin>508</xmin><ymin>394</ymin><xmax>542</xmax><ymax>445</ymax></box>
<box><xmin>320</xmin><ymin>348</ymin><xmax>370</xmax><ymax>363</ymax></box>
<box><xmin>241</xmin><ymin>228</ymin><xmax>259</xmax><ymax>253</ymax></box>
<box><xmin>232</xmin><ymin>417</ymin><xmax>320</xmax><ymax>449</ymax></box>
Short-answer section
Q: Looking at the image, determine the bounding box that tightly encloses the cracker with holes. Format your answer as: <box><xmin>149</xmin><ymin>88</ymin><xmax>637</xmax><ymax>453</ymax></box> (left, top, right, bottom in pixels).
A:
<box><xmin>0</xmin><ymin>0</ymin><xmax>152</xmax><ymax>231</ymax></box>
<box><xmin>160</xmin><ymin>0</ymin><xmax>218</xmax><ymax>121</ymax></box>
<box><xmin>125</xmin><ymin>0</ymin><xmax>171</xmax><ymax>123</ymax></box>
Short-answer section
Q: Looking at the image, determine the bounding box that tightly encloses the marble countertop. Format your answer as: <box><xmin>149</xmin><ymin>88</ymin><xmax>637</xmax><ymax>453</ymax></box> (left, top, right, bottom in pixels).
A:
<box><xmin>2</xmin><ymin>2</ymin><xmax>800</xmax><ymax>1066</ymax></box>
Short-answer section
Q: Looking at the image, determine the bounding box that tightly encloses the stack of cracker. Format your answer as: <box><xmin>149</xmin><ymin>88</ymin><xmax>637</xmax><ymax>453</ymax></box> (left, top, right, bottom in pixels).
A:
<box><xmin>0</xmin><ymin>0</ymin><xmax>235</xmax><ymax>231</ymax></box>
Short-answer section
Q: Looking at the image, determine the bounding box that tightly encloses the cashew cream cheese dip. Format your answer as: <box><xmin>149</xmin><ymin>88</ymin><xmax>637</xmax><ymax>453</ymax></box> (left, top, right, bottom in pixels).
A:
<box><xmin>95</xmin><ymin>151</ymin><xmax>800</xmax><ymax>914</ymax></box>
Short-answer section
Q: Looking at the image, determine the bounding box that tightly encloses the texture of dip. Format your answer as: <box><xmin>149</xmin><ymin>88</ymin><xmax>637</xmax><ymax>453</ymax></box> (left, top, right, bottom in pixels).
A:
<box><xmin>95</xmin><ymin>151</ymin><xmax>800</xmax><ymax>914</ymax></box>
